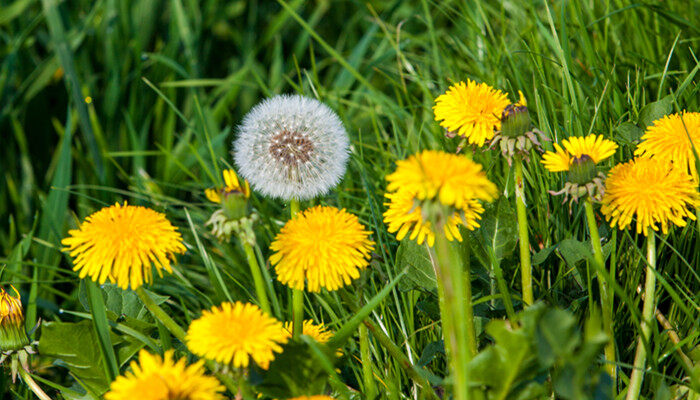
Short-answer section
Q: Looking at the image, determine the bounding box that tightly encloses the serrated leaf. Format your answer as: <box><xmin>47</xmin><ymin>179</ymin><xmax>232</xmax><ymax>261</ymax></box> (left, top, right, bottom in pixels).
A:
<box><xmin>480</xmin><ymin>198</ymin><xmax>518</xmax><ymax>262</ymax></box>
<box><xmin>639</xmin><ymin>95</ymin><xmax>673</xmax><ymax>129</ymax></box>
<box><xmin>395</xmin><ymin>239</ymin><xmax>436</xmax><ymax>291</ymax></box>
<box><xmin>614</xmin><ymin>122</ymin><xmax>644</xmax><ymax>143</ymax></box>
<box><xmin>556</xmin><ymin>239</ymin><xmax>593</xmax><ymax>267</ymax></box>
<box><xmin>418</xmin><ymin>340</ymin><xmax>444</xmax><ymax>367</ymax></box>
<box><xmin>532</xmin><ymin>245</ymin><xmax>556</xmax><ymax>265</ymax></box>
<box><xmin>38</xmin><ymin>321</ymin><xmax>111</xmax><ymax>396</ymax></box>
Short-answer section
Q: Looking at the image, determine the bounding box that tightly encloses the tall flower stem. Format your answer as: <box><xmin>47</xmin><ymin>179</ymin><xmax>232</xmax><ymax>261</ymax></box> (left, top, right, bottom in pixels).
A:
<box><xmin>626</xmin><ymin>234</ymin><xmax>656</xmax><ymax>400</ymax></box>
<box><xmin>135</xmin><ymin>287</ymin><xmax>187</xmax><ymax>343</ymax></box>
<box><xmin>289</xmin><ymin>199</ymin><xmax>304</xmax><ymax>339</ymax></box>
<box><xmin>514</xmin><ymin>156</ymin><xmax>533</xmax><ymax>305</ymax></box>
<box><xmin>242</xmin><ymin>242</ymin><xmax>271</xmax><ymax>314</ymax></box>
<box><xmin>433</xmin><ymin>231</ymin><xmax>470</xmax><ymax>400</ymax></box>
<box><xmin>583</xmin><ymin>198</ymin><xmax>616</xmax><ymax>388</ymax></box>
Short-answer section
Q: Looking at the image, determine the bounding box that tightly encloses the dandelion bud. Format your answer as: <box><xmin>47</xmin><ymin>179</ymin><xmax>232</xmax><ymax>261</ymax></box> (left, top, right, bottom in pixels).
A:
<box><xmin>568</xmin><ymin>154</ymin><xmax>597</xmax><ymax>185</ymax></box>
<box><xmin>500</xmin><ymin>104</ymin><xmax>531</xmax><ymax>138</ymax></box>
<box><xmin>0</xmin><ymin>286</ymin><xmax>29</xmax><ymax>352</ymax></box>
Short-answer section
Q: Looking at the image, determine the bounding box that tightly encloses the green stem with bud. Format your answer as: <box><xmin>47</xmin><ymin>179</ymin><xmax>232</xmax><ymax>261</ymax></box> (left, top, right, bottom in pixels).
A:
<box><xmin>583</xmin><ymin>198</ymin><xmax>616</xmax><ymax>390</ymax></box>
<box><xmin>289</xmin><ymin>199</ymin><xmax>304</xmax><ymax>339</ymax></box>
<box><xmin>242</xmin><ymin>242</ymin><xmax>271</xmax><ymax>314</ymax></box>
<box><xmin>514</xmin><ymin>156</ymin><xmax>533</xmax><ymax>305</ymax></box>
<box><xmin>626</xmin><ymin>234</ymin><xmax>656</xmax><ymax>400</ymax></box>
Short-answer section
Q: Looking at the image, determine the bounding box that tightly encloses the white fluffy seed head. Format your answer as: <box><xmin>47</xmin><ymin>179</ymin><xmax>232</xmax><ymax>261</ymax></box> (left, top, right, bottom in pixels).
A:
<box><xmin>233</xmin><ymin>94</ymin><xmax>350</xmax><ymax>201</ymax></box>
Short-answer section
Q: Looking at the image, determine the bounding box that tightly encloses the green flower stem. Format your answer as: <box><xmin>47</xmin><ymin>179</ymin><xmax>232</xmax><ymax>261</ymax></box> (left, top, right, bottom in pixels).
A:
<box><xmin>584</xmin><ymin>198</ymin><xmax>616</xmax><ymax>388</ymax></box>
<box><xmin>291</xmin><ymin>289</ymin><xmax>304</xmax><ymax>339</ymax></box>
<box><xmin>514</xmin><ymin>157</ymin><xmax>533</xmax><ymax>306</ymax></box>
<box><xmin>242</xmin><ymin>242</ymin><xmax>271</xmax><ymax>314</ymax></box>
<box><xmin>626</xmin><ymin>234</ymin><xmax>657</xmax><ymax>400</ymax></box>
<box><xmin>289</xmin><ymin>198</ymin><xmax>304</xmax><ymax>339</ymax></box>
<box><xmin>359</xmin><ymin>323</ymin><xmax>377</xmax><ymax>399</ymax></box>
<box><xmin>18</xmin><ymin>367</ymin><xmax>52</xmax><ymax>400</ymax></box>
<box><xmin>433</xmin><ymin>232</ymin><xmax>470</xmax><ymax>400</ymax></box>
<box><xmin>363</xmin><ymin>320</ymin><xmax>439</xmax><ymax>400</ymax></box>
<box><xmin>135</xmin><ymin>287</ymin><xmax>187</xmax><ymax>343</ymax></box>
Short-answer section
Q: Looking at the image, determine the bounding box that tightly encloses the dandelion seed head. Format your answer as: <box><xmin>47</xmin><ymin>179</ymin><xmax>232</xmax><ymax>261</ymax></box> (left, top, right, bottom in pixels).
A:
<box><xmin>234</xmin><ymin>95</ymin><xmax>350</xmax><ymax>200</ymax></box>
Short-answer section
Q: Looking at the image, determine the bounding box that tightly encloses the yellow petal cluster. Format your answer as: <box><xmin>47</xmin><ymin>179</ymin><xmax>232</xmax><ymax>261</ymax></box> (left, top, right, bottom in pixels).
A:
<box><xmin>270</xmin><ymin>206</ymin><xmax>374</xmax><ymax>292</ymax></box>
<box><xmin>383</xmin><ymin>150</ymin><xmax>496</xmax><ymax>247</ymax></box>
<box><xmin>433</xmin><ymin>80</ymin><xmax>510</xmax><ymax>147</ymax></box>
<box><xmin>205</xmin><ymin>169</ymin><xmax>251</xmax><ymax>203</ymax></box>
<box><xmin>541</xmin><ymin>134</ymin><xmax>618</xmax><ymax>172</ymax></box>
<box><xmin>62</xmin><ymin>203</ymin><xmax>186</xmax><ymax>290</ymax></box>
<box><xmin>282</xmin><ymin>320</ymin><xmax>333</xmax><ymax>343</ymax></box>
<box><xmin>105</xmin><ymin>350</ymin><xmax>224</xmax><ymax>400</ymax></box>
<box><xmin>187</xmin><ymin>302</ymin><xmax>288</xmax><ymax>370</ymax></box>
<box><xmin>634</xmin><ymin>112</ymin><xmax>700</xmax><ymax>180</ymax></box>
<box><xmin>601</xmin><ymin>158</ymin><xmax>700</xmax><ymax>235</ymax></box>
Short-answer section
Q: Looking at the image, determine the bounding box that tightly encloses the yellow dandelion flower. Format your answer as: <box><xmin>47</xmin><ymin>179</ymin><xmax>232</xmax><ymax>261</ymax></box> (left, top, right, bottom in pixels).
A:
<box><xmin>282</xmin><ymin>320</ymin><xmax>333</xmax><ymax>343</ymax></box>
<box><xmin>386</xmin><ymin>150</ymin><xmax>497</xmax><ymax>208</ymax></box>
<box><xmin>62</xmin><ymin>203</ymin><xmax>186</xmax><ymax>290</ymax></box>
<box><xmin>383</xmin><ymin>150</ymin><xmax>495</xmax><ymax>247</ymax></box>
<box><xmin>270</xmin><ymin>206</ymin><xmax>374</xmax><ymax>292</ymax></box>
<box><xmin>601</xmin><ymin>158</ymin><xmax>700</xmax><ymax>236</ymax></box>
<box><xmin>0</xmin><ymin>285</ymin><xmax>29</xmax><ymax>351</ymax></box>
<box><xmin>105</xmin><ymin>349</ymin><xmax>224</xmax><ymax>400</ymax></box>
<box><xmin>383</xmin><ymin>190</ymin><xmax>484</xmax><ymax>247</ymax></box>
<box><xmin>186</xmin><ymin>302</ymin><xmax>288</xmax><ymax>370</ymax></box>
<box><xmin>205</xmin><ymin>169</ymin><xmax>251</xmax><ymax>203</ymax></box>
<box><xmin>541</xmin><ymin>134</ymin><xmax>618</xmax><ymax>173</ymax></box>
<box><xmin>433</xmin><ymin>80</ymin><xmax>510</xmax><ymax>147</ymax></box>
<box><xmin>635</xmin><ymin>112</ymin><xmax>700</xmax><ymax>180</ymax></box>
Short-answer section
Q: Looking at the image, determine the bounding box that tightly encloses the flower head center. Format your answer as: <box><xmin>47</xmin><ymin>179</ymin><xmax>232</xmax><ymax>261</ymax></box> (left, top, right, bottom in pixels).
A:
<box><xmin>269</xmin><ymin>129</ymin><xmax>315</xmax><ymax>167</ymax></box>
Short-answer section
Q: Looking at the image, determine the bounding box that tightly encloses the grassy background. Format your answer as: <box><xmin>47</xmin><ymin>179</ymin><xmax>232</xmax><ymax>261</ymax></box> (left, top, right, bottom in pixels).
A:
<box><xmin>1</xmin><ymin>0</ymin><xmax>699</xmax><ymax>398</ymax></box>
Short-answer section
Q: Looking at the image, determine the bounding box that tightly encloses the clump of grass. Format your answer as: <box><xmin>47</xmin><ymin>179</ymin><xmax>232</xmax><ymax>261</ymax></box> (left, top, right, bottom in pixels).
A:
<box><xmin>1</xmin><ymin>0</ymin><xmax>698</xmax><ymax>399</ymax></box>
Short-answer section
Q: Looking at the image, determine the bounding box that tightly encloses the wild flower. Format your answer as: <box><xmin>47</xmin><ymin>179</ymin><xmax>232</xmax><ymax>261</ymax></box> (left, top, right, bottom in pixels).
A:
<box><xmin>634</xmin><ymin>112</ymin><xmax>700</xmax><ymax>180</ymax></box>
<box><xmin>433</xmin><ymin>80</ymin><xmax>510</xmax><ymax>147</ymax></box>
<box><xmin>186</xmin><ymin>302</ymin><xmax>288</xmax><ymax>370</ymax></box>
<box><xmin>270</xmin><ymin>206</ymin><xmax>374</xmax><ymax>292</ymax></box>
<box><xmin>601</xmin><ymin>157</ymin><xmax>699</xmax><ymax>235</ymax></box>
<box><xmin>105</xmin><ymin>350</ymin><xmax>224</xmax><ymax>400</ymax></box>
<box><xmin>383</xmin><ymin>150</ymin><xmax>497</xmax><ymax>247</ymax></box>
<box><xmin>233</xmin><ymin>94</ymin><xmax>350</xmax><ymax>201</ymax></box>
<box><xmin>61</xmin><ymin>203</ymin><xmax>186</xmax><ymax>290</ymax></box>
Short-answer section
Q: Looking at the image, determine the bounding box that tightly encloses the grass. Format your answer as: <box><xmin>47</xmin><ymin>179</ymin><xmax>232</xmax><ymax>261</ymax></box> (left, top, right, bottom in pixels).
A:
<box><xmin>1</xmin><ymin>0</ymin><xmax>699</xmax><ymax>398</ymax></box>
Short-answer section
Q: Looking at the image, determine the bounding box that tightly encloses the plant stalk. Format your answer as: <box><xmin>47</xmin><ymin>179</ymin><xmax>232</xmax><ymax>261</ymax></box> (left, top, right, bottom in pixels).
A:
<box><xmin>626</xmin><ymin>234</ymin><xmax>656</xmax><ymax>400</ymax></box>
<box><xmin>514</xmin><ymin>157</ymin><xmax>533</xmax><ymax>305</ymax></box>
<box><xmin>242</xmin><ymin>242</ymin><xmax>271</xmax><ymax>314</ymax></box>
<box><xmin>433</xmin><ymin>232</ymin><xmax>470</xmax><ymax>400</ymax></box>
<box><xmin>583</xmin><ymin>198</ymin><xmax>616</xmax><ymax>388</ymax></box>
<box><xmin>289</xmin><ymin>198</ymin><xmax>304</xmax><ymax>339</ymax></box>
<box><xmin>135</xmin><ymin>287</ymin><xmax>187</xmax><ymax>343</ymax></box>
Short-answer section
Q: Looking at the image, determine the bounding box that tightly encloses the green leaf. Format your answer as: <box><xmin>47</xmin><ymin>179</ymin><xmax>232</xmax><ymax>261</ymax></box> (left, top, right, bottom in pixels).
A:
<box><xmin>38</xmin><ymin>320</ymin><xmax>111</xmax><ymax>396</ymax></box>
<box><xmin>479</xmin><ymin>198</ymin><xmax>518</xmax><ymax>262</ymax></box>
<box><xmin>395</xmin><ymin>240</ymin><xmax>436</xmax><ymax>291</ymax></box>
<box><xmin>556</xmin><ymin>239</ymin><xmax>593</xmax><ymax>267</ymax></box>
<box><xmin>251</xmin><ymin>340</ymin><xmax>334</xmax><ymax>398</ymax></box>
<box><xmin>638</xmin><ymin>95</ymin><xmax>673</xmax><ymax>129</ymax></box>
<box><xmin>534</xmin><ymin>308</ymin><xmax>579</xmax><ymax>368</ymax></box>
<box><xmin>532</xmin><ymin>245</ymin><xmax>556</xmax><ymax>266</ymax></box>
<box><xmin>418</xmin><ymin>340</ymin><xmax>444</xmax><ymax>367</ymax></box>
<box><xmin>614</xmin><ymin>122</ymin><xmax>644</xmax><ymax>143</ymax></box>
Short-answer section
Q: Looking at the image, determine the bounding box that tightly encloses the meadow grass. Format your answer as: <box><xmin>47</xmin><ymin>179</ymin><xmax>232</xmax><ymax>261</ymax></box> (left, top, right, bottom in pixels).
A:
<box><xmin>0</xmin><ymin>0</ymin><xmax>699</xmax><ymax>398</ymax></box>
